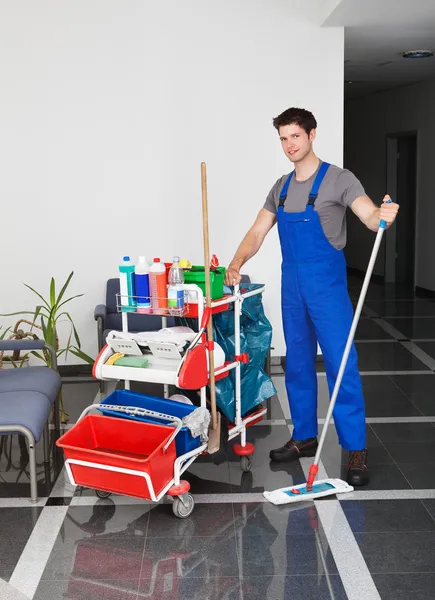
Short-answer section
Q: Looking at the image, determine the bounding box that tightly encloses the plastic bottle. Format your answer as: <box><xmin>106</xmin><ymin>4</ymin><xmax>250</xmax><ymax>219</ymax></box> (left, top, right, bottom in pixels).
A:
<box><xmin>135</xmin><ymin>256</ymin><xmax>151</xmax><ymax>313</ymax></box>
<box><xmin>149</xmin><ymin>258</ymin><xmax>167</xmax><ymax>315</ymax></box>
<box><xmin>168</xmin><ymin>256</ymin><xmax>185</xmax><ymax>315</ymax></box>
<box><xmin>119</xmin><ymin>256</ymin><xmax>136</xmax><ymax>312</ymax></box>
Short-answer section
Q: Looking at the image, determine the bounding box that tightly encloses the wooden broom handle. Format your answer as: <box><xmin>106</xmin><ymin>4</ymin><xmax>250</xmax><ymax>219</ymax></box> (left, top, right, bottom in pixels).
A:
<box><xmin>201</xmin><ymin>162</ymin><xmax>217</xmax><ymax>430</ymax></box>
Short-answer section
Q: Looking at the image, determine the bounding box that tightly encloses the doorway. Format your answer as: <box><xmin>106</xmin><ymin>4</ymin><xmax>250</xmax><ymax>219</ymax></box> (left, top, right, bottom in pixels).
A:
<box><xmin>385</xmin><ymin>133</ymin><xmax>417</xmax><ymax>287</ymax></box>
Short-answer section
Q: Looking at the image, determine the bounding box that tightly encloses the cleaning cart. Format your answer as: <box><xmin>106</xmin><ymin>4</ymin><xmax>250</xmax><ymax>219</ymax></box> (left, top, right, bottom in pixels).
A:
<box><xmin>57</xmin><ymin>281</ymin><xmax>268</xmax><ymax>518</ymax></box>
<box><xmin>57</xmin><ymin>163</ymin><xmax>271</xmax><ymax>517</ymax></box>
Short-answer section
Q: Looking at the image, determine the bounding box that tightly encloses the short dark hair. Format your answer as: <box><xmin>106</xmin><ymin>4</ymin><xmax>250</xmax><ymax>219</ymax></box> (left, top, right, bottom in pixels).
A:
<box><xmin>273</xmin><ymin>107</ymin><xmax>317</xmax><ymax>135</ymax></box>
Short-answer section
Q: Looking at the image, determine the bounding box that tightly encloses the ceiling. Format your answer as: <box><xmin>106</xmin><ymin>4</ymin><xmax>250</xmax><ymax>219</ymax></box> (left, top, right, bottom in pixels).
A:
<box><xmin>323</xmin><ymin>0</ymin><xmax>435</xmax><ymax>98</ymax></box>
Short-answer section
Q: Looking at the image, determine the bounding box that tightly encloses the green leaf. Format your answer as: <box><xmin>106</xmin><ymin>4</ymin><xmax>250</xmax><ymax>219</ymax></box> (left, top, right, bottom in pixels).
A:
<box><xmin>55</xmin><ymin>272</ymin><xmax>74</xmax><ymax>308</ymax></box>
<box><xmin>58</xmin><ymin>312</ymin><xmax>81</xmax><ymax>348</ymax></box>
<box><xmin>0</xmin><ymin>311</ymin><xmax>41</xmax><ymax>318</ymax></box>
<box><xmin>50</xmin><ymin>278</ymin><xmax>56</xmax><ymax>308</ymax></box>
<box><xmin>23</xmin><ymin>283</ymin><xmax>50</xmax><ymax>309</ymax></box>
<box><xmin>31</xmin><ymin>305</ymin><xmax>44</xmax><ymax>328</ymax></box>
<box><xmin>56</xmin><ymin>294</ymin><xmax>84</xmax><ymax>311</ymax></box>
<box><xmin>0</xmin><ymin>327</ymin><xmax>11</xmax><ymax>340</ymax></box>
<box><xmin>31</xmin><ymin>351</ymin><xmax>46</xmax><ymax>362</ymax></box>
<box><xmin>40</xmin><ymin>316</ymin><xmax>47</xmax><ymax>338</ymax></box>
<box><xmin>70</xmin><ymin>348</ymin><xmax>95</xmax><ymax>365</ymax></box>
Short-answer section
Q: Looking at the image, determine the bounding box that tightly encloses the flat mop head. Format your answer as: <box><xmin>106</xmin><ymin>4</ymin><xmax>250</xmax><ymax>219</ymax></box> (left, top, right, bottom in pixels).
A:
<box><xmin>263</xmin><ymin>479</ymin><xmax>353</xmax><ymax>505</ymax></box>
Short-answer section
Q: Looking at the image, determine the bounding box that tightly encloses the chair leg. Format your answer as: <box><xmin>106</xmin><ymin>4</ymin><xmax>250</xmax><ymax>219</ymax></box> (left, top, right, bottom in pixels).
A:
<box><xmin>43</xmin><ymin>423</ymin><xmax>50</xmax><ymax>464</ymax></box>
<box><xmin>54</xmin><ymin>393</ymin><xmax>61</xmax><ymax>436</ymax></box>
<box><xmin>23</xmin><ymin>430</ymin><xmax>38</xmax><ymax>503</ymax></box>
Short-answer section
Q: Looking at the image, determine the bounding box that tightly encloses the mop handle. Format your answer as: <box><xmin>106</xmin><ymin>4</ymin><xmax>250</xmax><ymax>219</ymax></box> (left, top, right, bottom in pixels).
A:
<box><xmin>308</xmin><ymin>199</ymin><xmax>392</xmax><ymax>486</ymax></box>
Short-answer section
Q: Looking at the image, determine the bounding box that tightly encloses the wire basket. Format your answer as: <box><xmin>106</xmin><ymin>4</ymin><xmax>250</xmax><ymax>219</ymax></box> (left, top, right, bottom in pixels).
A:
<box><xmin>115</xmin><ymin>293</ymin><xmax>189</xmax><ymax>317</ymax></box>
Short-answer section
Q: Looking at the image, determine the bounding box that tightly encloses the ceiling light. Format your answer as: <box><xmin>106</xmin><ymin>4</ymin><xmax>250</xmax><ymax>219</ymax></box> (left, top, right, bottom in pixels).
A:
<box><xmin>402</xmin><ymin>50</ymin><xmax>433</xmax><ymax>59</ymax></box>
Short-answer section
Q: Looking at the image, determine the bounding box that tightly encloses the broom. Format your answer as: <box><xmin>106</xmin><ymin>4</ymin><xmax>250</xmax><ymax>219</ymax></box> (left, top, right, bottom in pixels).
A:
<box><xmin>201</xmin><ymin>162</ymin><xmax>221</xmax><ymax>453</ymax></box>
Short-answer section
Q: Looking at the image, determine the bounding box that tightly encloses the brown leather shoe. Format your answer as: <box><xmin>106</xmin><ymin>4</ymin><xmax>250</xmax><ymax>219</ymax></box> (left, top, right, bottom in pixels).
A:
<box><xmin>347</xmin><ymin>449</ymin><xmax>369</xmax><ymax>487</ymax></box>
<box><xmin>269</xmin><ymin>437</ymin><xmax>318</xmax><ymax>463</ymax></box>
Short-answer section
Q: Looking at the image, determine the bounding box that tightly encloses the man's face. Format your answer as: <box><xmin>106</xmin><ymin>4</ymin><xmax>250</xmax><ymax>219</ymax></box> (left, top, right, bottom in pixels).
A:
<box><xmin>278</xmin><ymin>124</ymin><xmax>316</xmax><ymax>163</ymax></box>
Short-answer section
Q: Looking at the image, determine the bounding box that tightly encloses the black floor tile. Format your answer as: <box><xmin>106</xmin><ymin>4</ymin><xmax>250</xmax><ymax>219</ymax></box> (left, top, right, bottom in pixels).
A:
<box><xmin>230</xmin><ymin>461</ymin><xmax>306</xmax><ymax>494</ymax></box>
<box><xmin>385</xmin><ymin>317</ymin><xmax>435</xmax><ymax>339</ymax></box>
<box><xmin>241</xmin><ymin>575</ymin><xmax>348</xmax><ymax>600</ymax></box>
<box><xmin>414</xmin><ymin>341</ymin><xmax>435</xmax><ymax>359</ymax></box>
<box><xmin>233</xmin><ymin>503</ymin><xmax>321</xmax><ymax>537</ymax></box>
<box><xmin>316</xmin><ymin>342</ymin><xmax>429</xmax><ymax>372</ymax></box>
<box><xmin>341</xmin><ymin>500</ymin><xmax>435</xmax><ymax>533</ymax></box>
<box><xmin>383</xmin><ymin>440</ymin><xmax>435</xmax><ymax>464</ymax></box>
<box><xmin>371</xmin><ymin>423</ymin><xmax>435</xmax><ymax>443</ymax></box>
<box><xmin>321</xmin><ymin>459</ymin><xmax>412</xmax><ymax>490</ymax></box>
<box><xmin>389</xmin><ymin>374</ymin><xmax>435</xmax><ymax>394</ymax></box>
<box><xmin>184</xmin><ymin>459</ymin><xmax>232</xmax><ymax>494</ymax></box>
<box><xmin>406</xmin><ymin>393</ymin><xmax>435</xmax><ymax>416</ymax></box>
<box><xmin>422</xmin><ymin>500</ymin><xmax>435</xmax><ymax>522</ymax></box>
<box><xmin>238</xmin><ymin>534</ymin><xmax>338</xmax><ymax>577</ymax></box>
<box><xmin>355</xmin><ymin>531</ymin><xmax>435</xmax><ymax>574</ymax></box>
<box><xmin>147</xmin><ymin>502</ymin><xmax>235</xmax><ymax>538</ymax></box>
<box><xmin>41</xmin><ymin>536</ymin><xmax>146</xmax><ymax>581</ymax></box>
<box><xmin>355</xmin><ymin>319</ymin><xmax>395</xmax><ymax>340</ymax></box>
<box><xmin>143</xmin><ymin>535</ymin><xmax>240</xmax><ymax>578</ymax></box>
<box><xmin>373</xmin><ymin>573</ymin><xmax>435</xmax><ymax>600</ymax></box>
<box><xmin>365</xmin><ymin>299</ymin><xmax>435</xmax><ymax>318</ymax></box>
<box><xmin>363</xmin><ymin>394</ymin><xmax>422</xmax><ymax>417</ymax></box>
<box><xmin>64</xmin><ymin>504</ymin><xmax>151</xmax><ymax>539</ymax></box>
<box><xmin>397</xmin><ymin>463</ymin><xmax>435</xmax><ymax>489</ymax></box>
<box><xmin>0</xmin><ymin>506</ymin><xmax>43</xmax><ymax>580</ymax></box>
<box><xmin>139</xmin><ymin>577</ymin><xmax>242</xmax><ymax>599</ymax></box>
<box><xmin>356</xmin><ymin>342</ymin><xmax>430</xmax><ymax>371</ymax></box>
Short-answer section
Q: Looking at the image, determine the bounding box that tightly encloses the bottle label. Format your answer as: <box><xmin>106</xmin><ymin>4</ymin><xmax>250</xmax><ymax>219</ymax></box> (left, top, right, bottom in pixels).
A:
<box><xmin>135</xmin><ymin>273</ymin><xmax>151</xmax><ymax>307</ymax></box>
<box><xmin>168</xmin><ymin>287</ymin><xmax>184</xmax><ymax>309</ymax></box>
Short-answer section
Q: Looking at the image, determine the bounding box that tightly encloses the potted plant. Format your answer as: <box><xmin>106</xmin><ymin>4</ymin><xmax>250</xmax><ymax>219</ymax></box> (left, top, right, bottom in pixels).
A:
<box><xmin>0</xmin><ymin>320</ymin><xmax>40</xmax><ymax>369</ymax></box>
<box><xmin>1</xmin><ymin>272</ymin><xmax>94</xmax><ymax>423</ymax></box>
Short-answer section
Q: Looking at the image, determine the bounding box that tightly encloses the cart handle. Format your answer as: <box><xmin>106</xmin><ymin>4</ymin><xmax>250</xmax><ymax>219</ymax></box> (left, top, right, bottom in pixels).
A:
<box><xmin>78</xmin><ymin>404</ymin><xmax>184</xmax><ymax>453</ymax></box>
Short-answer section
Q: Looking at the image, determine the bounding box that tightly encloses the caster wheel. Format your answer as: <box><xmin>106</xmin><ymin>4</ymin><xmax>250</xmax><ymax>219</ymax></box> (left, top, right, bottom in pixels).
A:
<box><xmin>240</xmin><ymin>455</ymin><xmax>253</xmax><ymax>472</ymax></box>
<box><xmin>172</xmin><ymin>493</ymin><xmax>195</xmax><ymax>519</ymax></box>
<box><xmin>96</xmin><ymin>490</ymin><xmax>111</xmax><ymax>499</ymax></box>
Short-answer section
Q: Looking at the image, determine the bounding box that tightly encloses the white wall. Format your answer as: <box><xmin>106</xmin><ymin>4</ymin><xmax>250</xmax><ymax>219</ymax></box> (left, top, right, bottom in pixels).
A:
<box><xmin>345</xmin><ymin>77</ymin><xmax>435</xmax><ymax>289</ymax></box>
<box><xmin>0</xmin><ymin>0</ymin><xmax>344</xmax><ymax>361</ymax></box>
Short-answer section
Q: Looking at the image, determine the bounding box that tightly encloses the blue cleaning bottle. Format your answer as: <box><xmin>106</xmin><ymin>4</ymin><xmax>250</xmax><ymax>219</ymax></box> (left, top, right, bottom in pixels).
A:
<box><xmin>119</xmin><ymin>256</ymin><xmax>136</xmax><ymax>312</ymax></box>
<box><xmin>135</xmin><ymin>256</ymin><xmax>151</xmax><ymax>313</ymax></box>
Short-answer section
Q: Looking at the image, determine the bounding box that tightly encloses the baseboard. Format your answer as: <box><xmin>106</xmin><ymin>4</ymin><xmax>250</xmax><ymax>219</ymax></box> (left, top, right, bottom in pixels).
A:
<box><xmin>59</xmin><ymin>364</ymin><xmax>93</xmax><ymax>377</ymax></box>
<box><xmin>415</xmin><ymin>286</ymin><xmax>435</xmax><ymax>299</ymax></box>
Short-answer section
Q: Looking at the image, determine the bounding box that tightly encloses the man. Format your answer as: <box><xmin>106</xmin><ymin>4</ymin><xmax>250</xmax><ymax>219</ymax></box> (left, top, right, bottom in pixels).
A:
<box><xmin>224</xmin><ymin>107</ymin><xmax>399</xmax><ymax>486</ymax></box>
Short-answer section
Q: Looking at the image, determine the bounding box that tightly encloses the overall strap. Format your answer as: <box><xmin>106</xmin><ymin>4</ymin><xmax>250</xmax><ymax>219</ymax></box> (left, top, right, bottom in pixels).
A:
<box><xmin>278</xmin><ymin>172</ymin><xmax>294</xmax><ymax>207</ymax></box>
<box><xmin>308</xmin><ymin>162</ymin><xmax>330</xmax><ymax>206</ymax></box>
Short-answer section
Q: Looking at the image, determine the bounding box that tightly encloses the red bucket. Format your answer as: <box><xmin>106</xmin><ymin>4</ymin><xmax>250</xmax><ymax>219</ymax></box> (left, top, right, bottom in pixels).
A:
<box><xmin>57</xmin><ymin>415</ymin><xmax>176</xmax><ymax>500</ymax></box>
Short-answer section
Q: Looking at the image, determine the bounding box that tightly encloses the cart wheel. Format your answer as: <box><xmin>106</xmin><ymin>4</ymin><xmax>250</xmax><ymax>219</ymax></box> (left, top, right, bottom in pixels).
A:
<box><xmin>240</xmin><ymin>455</ymin><xmax>253</xmax><ymax>473</ymax></box>
<box><xmin>95</xmin><ymin>490</ymin><xmax>111</xmax><ymax>499</ymax></box>
<box><xmin>172</xmin><ymin>493</ymin><xmax>195</xmax><ymax>519</ymax></box>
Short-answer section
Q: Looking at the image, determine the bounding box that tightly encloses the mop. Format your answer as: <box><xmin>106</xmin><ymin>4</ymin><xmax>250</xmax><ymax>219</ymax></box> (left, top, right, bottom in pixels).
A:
<box><xmin>264</xmin><ymin>200</ymin><xmax>392</xmax><ymax>505</ymax></box>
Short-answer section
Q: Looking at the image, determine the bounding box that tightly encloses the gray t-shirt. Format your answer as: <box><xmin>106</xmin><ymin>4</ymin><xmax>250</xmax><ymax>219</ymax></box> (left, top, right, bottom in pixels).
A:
<box><xmin>263</xmin><ymin>162</ymin><xmax>365</xmax><ymax>249</ymax></box>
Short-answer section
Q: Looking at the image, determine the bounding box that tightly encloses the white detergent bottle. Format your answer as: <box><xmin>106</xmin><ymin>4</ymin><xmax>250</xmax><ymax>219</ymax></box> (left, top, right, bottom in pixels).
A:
<box><xmin>135</xmin><ymin>256</ymin><xmax>151</xmax><ymax>313</ymax></box>
<box><xmin>168</xmin><ymin>256</ymin><xmax>185</xmax><ymax>316</ymax></box>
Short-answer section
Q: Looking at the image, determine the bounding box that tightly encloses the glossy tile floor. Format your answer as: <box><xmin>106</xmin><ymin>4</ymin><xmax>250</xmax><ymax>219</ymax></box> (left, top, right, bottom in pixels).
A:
<box><xmin>2</xmin><ymin>276</ymin><xmax>435</xmax><ymax>599</ymax></box>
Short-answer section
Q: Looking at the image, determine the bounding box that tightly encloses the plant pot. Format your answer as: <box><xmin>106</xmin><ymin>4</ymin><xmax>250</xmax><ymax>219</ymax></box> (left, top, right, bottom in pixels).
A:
<box><xmin>0</xmin><ymin>356</ymin><xmax>30</xmax><ymax>369</ymax></box>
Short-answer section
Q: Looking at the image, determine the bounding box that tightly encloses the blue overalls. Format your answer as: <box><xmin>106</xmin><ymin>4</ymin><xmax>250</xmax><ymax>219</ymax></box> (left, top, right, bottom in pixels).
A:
<box><xmin>277</xmin><ymin>162</ymin><xmax>366</xmax><ymax>451</ymax></box>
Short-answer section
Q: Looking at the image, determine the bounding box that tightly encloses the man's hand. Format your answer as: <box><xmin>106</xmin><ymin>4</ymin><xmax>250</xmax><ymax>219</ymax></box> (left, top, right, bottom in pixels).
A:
<box><xmin>352</xmin><ymin>194</ymin><xmax>399</xmax><ymax>232</ymax></box>
<box><xmin>225</xmin><ymin>265</ymin><xmax>242</xmax><ymax>286</ymax></box>
<box><xmin>379</xmin><ymin>195</ymin><xmax>399</xmax><ymax>227</ymax></box>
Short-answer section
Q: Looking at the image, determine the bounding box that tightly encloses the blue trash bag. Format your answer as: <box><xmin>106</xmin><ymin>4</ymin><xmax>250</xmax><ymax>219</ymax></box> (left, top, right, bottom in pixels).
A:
<box><xmin>211</xmin><ymin>283</ymin><xmax>277</xmax><ymax>422</ymax></box>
